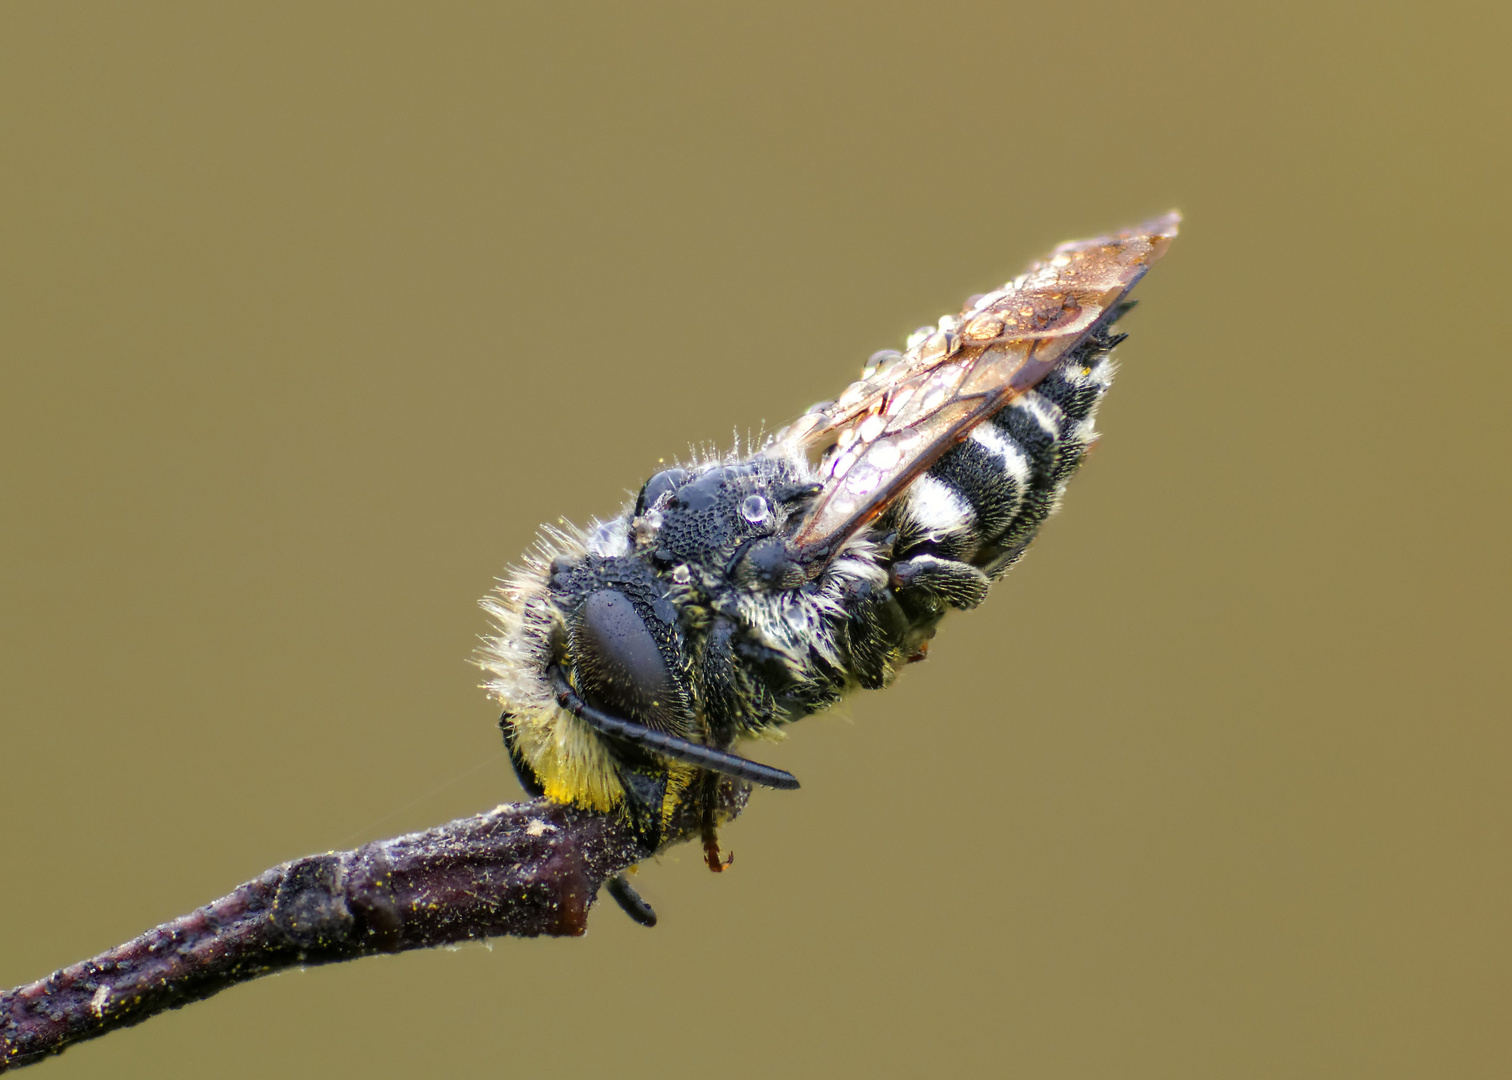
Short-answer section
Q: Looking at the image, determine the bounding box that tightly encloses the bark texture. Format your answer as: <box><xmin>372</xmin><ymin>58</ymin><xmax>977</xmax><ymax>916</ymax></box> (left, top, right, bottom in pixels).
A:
<box><xmin>1</xmin><ymin>785</ymin><xmax>746</xmax><ymax>1072</ymax></box>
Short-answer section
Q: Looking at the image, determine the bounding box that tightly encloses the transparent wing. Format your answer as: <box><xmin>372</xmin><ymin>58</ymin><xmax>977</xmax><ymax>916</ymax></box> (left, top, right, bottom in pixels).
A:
<box><xmin>774</xmin><ymin>213</ymin><xmax>1180</xmax><ymax>560</ymax></box>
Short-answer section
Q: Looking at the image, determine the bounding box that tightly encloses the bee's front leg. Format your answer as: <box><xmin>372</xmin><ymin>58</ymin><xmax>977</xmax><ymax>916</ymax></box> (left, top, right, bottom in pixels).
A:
<box><xmin>699</xmin><ymin>770</ymin><xmax>735</xmax><ymax>872</ymax></box>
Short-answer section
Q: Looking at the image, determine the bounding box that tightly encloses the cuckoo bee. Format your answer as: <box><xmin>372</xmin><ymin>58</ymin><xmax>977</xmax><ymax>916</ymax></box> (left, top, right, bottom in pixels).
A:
<box><xmin>478</xmin><ymin>214</ymin><xmax>1179</xmax><ymax>922</ymax></box>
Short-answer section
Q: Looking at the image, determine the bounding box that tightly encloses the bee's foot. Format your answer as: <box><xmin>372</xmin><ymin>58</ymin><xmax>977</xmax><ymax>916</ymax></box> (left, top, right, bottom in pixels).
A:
<box><xmin>702</xmin><ymin>836</ymin><xmax>735</xmax><ymax>873</ymax></box>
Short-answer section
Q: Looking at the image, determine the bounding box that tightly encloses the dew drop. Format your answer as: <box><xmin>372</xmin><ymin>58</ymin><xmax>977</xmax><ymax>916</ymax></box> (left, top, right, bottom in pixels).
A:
<box><xmin>847</xmin><ymin>463</ymin><xmax>881</xmax><ymax>494</ymax></box>
<box><xmin>869</xmin><ymin>438</ymin><xmax>901</xmax><ymax>470</ymax></box>
<box><xmin>739</xmin><ymin>495</ymin><xmax>772</xmax><ymax>526</ymax></box>
<box><xmin>964</xmin><ymin>314</ymin><xmax>1004</xmax><ymax>341</ymax></box>
<box><xmin>862</xmin><ymin>349</ymin><xmax>901</xmax><ymax>379</ymax></box>
<box><xmin>837</xmin><ymin>381</ymin><xmax>867</xmax><ymax>408</ymax></box>
<box><xmin>885</xmin><ymin>387</ymin><xmax>916</xmax><ymax>417</ymax></box>
<box><xmin>918</xmin><ymin>332</ymin><xmax>948</xmax><ymax>363</ymax></box>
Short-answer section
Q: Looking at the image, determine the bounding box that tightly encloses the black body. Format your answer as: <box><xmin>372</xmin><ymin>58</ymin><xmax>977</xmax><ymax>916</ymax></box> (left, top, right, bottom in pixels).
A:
<box><xmin>502</xmin><ymin>313</ymin><xmax>1127</xmax><ymax>845</ymax></box>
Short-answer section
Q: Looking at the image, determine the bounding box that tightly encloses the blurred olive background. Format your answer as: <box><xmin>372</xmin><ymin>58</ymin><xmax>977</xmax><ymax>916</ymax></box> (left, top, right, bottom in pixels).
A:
<box><xmin>2</xmin><ymin>2</ymin><xmax>1507</xmax><ymax>1077</ymax></box>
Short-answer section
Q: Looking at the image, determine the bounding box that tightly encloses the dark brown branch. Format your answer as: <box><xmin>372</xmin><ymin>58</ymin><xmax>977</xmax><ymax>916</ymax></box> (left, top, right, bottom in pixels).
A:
<box><xmin>0</xmin><ymin>784</ymin><xmax>747</xmax><ymax>1072</ymax></box>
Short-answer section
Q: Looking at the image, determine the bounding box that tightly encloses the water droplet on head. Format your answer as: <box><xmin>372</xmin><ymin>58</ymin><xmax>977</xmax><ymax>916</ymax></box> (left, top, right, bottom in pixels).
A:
<box><xmin>671</xmin><ymin>564</ymin><xmax>691</xmax><ymax>584</ymax></box>
<box><xmin>740</xmin><ymin>494</ymin><xmax>772</xmax><ymax>526</ymax></box>
<box><xmin>633</xmin><ymin>509</ymin><xmax>664</xmax><ymax>542</ymax></box>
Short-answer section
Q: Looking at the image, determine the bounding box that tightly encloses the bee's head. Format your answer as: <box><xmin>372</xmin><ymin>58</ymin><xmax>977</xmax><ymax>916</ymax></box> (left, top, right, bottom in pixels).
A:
<box><xmin>504</xmin><ymin>460</ymin><xmax>809</xmax><ymax>807</ymax></box>
<box><xmin>630</xmin><ymin>461</ymin><xmax>817</xmax><ymax>590</ymax></box>
<box><xmin>547</xmin><ymin>556</ymin><xmax>694</xmax><ymax>744</ymax></box>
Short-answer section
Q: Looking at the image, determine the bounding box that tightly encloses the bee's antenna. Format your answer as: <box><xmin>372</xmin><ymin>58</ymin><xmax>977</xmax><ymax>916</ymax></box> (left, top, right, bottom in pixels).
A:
<box><xmin>548</xmin><ymin>668</ymin><xmax>801</xmax><ymax>790</ymax></box>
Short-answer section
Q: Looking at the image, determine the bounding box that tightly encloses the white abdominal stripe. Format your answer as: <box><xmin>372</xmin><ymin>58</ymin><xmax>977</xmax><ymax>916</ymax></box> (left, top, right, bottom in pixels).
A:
<box><xmin>899</xmin><ymin>347</ymin><xmax>1117</xmax><ymax>580</ymax></box>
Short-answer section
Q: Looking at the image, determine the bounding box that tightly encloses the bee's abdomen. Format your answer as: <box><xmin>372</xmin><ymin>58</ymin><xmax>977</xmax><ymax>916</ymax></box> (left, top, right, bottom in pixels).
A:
<box><xmin>895</xmin><ymin>332</ymin><xmax>1120</xmax><ymax>585</ymax></box>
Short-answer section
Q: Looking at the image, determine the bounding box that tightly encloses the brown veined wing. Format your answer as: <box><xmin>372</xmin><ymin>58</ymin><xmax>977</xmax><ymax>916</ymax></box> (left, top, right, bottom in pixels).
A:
<box><xmin>774</xmin><ymin>212</ymin><xmax>1180</xmax><ymax>563</ymax></box>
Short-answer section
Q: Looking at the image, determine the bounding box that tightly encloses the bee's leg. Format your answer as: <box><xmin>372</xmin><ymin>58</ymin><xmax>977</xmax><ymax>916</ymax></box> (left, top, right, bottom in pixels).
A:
<box><xmin>891</xmin><ymin>554</ymin><xmax>991</xmax><ymax>611</ymax></box>
<box><xmin>605</xmin><ymin>873</ymin><xmax>658</xmax><ymax>927</ymax></box>
<box><xmin>838</xmin><ymin>576</ymin><xmax>911</xmax><ymax>690</ymax></box>
<box><xmin>699</xmin><ymin>771</ymin><xmax>734</xmax><ymax>873</ymax></box>
<box><xmin>616</xmin><ymin>765</ymin><xmax>670</xmax><ymax>850</ymax></box>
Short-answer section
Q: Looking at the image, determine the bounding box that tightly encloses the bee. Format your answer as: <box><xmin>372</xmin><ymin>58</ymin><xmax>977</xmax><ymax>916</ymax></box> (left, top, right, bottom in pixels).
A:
<box><xmin>478</xmin><ymin>215</ymin><xmax>1179</xmax><ymax>922</ymax></box>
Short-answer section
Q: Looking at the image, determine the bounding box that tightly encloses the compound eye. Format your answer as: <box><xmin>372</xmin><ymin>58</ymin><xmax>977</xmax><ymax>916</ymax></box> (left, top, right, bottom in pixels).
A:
<box><xmin>569</xmin><ymin>589</ymin><xmax>677</xmax><ymax>726</ymax></box>
<box><xmin>635</xmin><ymin>468</ymin><xmax>688</xmax><ymax>515</ymax></box>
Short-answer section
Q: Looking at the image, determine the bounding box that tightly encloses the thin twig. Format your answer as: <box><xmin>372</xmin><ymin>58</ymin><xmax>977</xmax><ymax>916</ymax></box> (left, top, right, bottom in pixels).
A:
<box><xmin>0</xmin><ymin>784</ymin><xmax>747</xmax><ymax>1072</ymax></box>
